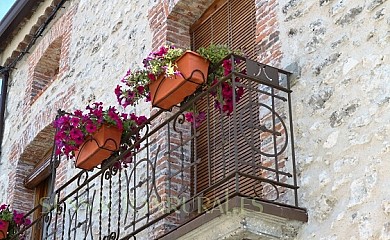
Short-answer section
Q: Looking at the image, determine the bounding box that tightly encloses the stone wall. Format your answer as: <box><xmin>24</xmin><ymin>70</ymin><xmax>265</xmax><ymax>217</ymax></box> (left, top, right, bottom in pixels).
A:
<box><xmin>278</xmin><ymin>0</ymin><xmax>390</xmax><ymax>238</ymax></box>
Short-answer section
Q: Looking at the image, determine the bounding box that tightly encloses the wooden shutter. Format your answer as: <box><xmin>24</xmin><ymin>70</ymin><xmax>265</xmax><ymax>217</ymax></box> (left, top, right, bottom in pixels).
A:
<box><xmin>190</xmin><ymin>0</ymin><xmax>257</xmax><ymax>207</ymax></box>
<box><xmin>191</xmin><ymin>0</ymin><xmax>256</xmax><ymax>59</ymax></box>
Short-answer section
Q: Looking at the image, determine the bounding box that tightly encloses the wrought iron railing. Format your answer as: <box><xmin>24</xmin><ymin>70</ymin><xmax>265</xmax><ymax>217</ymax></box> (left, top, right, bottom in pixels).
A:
<box><xmin>16</xmin><ymin>54</ymin><xmax>302</xmax><ymax>239</ymax></box>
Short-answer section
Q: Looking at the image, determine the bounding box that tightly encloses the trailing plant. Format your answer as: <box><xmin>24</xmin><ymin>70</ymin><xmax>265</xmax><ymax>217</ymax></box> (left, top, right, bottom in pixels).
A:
<box><xmin>190</xmin><ymin>44</ymin><xmax>245</xmax><ymax>120</ymax></box>
<box><xmin>115</xmin><ymin>46</ymin><xmax>184</xmax><ymax>108</ymax></box>
<box><xmin>116</xmin><ymin>44</ymin><xmax>245</xmax><ymax>126</ymax></box>
<box><xmin>53</xmin><ymin>102</ymin><xmax>147</xmax><ymax>167</ymax></box>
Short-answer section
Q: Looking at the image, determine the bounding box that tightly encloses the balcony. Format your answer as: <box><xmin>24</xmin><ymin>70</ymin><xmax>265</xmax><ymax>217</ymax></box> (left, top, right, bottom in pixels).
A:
<box><xmin>17</xmin><ymin>55</ymin><xmax>307</xmax><ymax>239</ymax></box>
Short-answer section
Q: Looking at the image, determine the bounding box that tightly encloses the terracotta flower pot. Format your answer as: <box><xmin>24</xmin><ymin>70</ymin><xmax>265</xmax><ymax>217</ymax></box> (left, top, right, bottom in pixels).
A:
<box><xmin>149</xmin><ymin>50</ymin><xmax>209</xmax><ymax>110</ymax></box>
<box><xmin>75</xmin><ymin>125</ymin><xmax>123</xmax><ymax>170</ymax></box>
<box><xmin>0</xmin><ymin>220</ymin><xmax>9</xmax><ymax>239</ymax></box>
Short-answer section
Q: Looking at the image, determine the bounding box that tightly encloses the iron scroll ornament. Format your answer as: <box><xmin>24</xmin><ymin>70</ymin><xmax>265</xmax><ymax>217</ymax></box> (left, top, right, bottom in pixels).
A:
<box><xmin>239</xmin><ymin>102</ymin><xmax>288</xmax><ymax>158</ymax></box>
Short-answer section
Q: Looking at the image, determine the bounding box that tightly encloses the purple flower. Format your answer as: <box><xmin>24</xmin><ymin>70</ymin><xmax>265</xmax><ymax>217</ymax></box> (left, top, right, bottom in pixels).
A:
<box><xmin>53</xmin><ymin>116</ymin><xmax>70</xmax><ymax>128</ymax></box>
<box><xmin>195</xmin><ymin>112</ymin><xmax>206</xmax><ymax>126</ymax></box>
<box><xmin>143</xmin><ymin>57</ymin><xmax>153</xmax><ymax>68</ymax></box>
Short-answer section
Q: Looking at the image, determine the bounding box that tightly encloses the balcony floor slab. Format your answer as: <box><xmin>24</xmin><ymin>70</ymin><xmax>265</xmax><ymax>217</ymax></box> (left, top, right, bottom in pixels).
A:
<box><xmin>160</xmin><ymin>196</ymin><xmax>307</xmax><ymax>240</ymax></box>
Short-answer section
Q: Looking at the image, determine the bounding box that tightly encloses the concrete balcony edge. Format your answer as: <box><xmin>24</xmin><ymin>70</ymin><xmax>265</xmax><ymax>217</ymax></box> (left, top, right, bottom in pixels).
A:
<box><xmin>160</xmin><ymin>196</ymin><xmax>308</xmax><ymax>240</ymax></box>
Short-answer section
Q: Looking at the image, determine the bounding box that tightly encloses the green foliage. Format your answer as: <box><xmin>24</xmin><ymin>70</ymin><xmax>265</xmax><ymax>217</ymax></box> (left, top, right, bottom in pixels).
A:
<box><xmin>196</xmin><ymin>44</ymin><xmax>241</xmax><ymax>84</ymax></box>
<box><xmin>0</xmin><ymin>209</ymin><xmax>12</xmax><ymax>222</ymax></box>
<box><xmin>197</xmin><ymin>44</ymin><xmax>234</xmax><ymax>66</ymax></box>
<box><xmin>148</xmin><ymin>48</ymin><xmax>184</xmax><ymax>76</ymax></box>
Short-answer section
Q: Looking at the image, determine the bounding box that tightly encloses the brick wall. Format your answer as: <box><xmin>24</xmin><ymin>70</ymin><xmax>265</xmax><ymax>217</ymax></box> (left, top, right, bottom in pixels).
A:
<box><xmin>256</xmin><ymin>0</ymin><xmax>282</xmax><ymax>65</ymax></box>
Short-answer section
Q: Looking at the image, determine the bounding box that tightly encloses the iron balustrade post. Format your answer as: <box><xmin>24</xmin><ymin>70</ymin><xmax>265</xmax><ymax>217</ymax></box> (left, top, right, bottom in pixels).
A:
<box><xmin>231</xmin><ymin>54</ymin><xmax>240</xmax><ymax>196</ymax></box>
<box><xmin>271</xmin><ymin>84</ymin><xmax>280</xmax><ymax>183</ymax></box>
<box><xmin>287</xmin><ymin>73</ymin><xmax>299</xmax><ymax>207</ymax></box>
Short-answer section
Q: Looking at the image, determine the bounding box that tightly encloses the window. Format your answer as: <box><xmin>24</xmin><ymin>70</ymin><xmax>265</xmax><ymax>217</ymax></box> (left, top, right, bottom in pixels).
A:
<box><xmin>31</xmin><ymin>37</ymin><xmax>62</xmax><ymax>103</ymax></box>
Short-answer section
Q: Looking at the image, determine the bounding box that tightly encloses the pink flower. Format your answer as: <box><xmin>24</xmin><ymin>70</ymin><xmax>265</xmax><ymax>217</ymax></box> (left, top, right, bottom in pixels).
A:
<box><xmin>222</xmin><ymin>100</ymin><xmax>233</xmax><ymax>115</ymax></box>
<box><xmin>130</xmin><ymin>113</ymin><xmax>138</xmax><ymax>121</ymax></box>
<box><xmin>121</xmin><ymin>113</ymin><xmax>128</xmax><ymax>120</ymax></box>
<box><xmin>113</xmin><ymin>161</ymin><xmax>122</xmax><ymax>170</ymax></box>
<box><xmin>85</xmin><ymin>123</ymin><xmax>97</xmax><ymax>134</ymax></box>
<box><xmin>137</xmin><ymin>86</ymin><xmax>145</xmax><ymax>94</ymax></box>
<box><xmin>55</xmin><ymin>148</ymin><xmax>62</xmax><ymax>155</ymax></box>
<box><xmin>145</xmin><ymin>92</ymin><xmax>151</xmax><ymax>102</ymax></box>
<box><xmin>214</xmin><ymin>101</ymin><xmax>221</xmax><ymax>111</ymax></box>
<box><xmin>115</xmin><ymin>85</ymin><xmax>122</xmax><ymax>97</ymax></box>
<box><xmin>185</xmin><ymin>111</ymin><xmax>206</xmax><ymax>128</ymax></box>
<box><xmin>136</xmin><ymin>116</ymin><xmax>148</xmax><ymax>126</ymax></box>
<box><xmin>54</xmin><ymin>131</ymin><xmax>66</xmax><ymax>141</ymax></box>
<box><xmin>155</xmin><ymin>46</ymin><xmax>168</xmax><ymax>57</ymax></box>
<box><xmin>73</xmin><ymin>110</ymin><xmax>83</xmax><ymax>117</ymax></box>
<box><xmin>184</xmin><ymin>112</ymin><xmax>194</xmax><ymax>122</ymax></box>
<box><xmin>221</xmin><ymin>84</ymin><xmax>233</xmax><ymax>99</ymax></box>
<box><xmin>222</xmin><ymin>60</ymin><xmax>232</xmax><ymax>76</ymax></box>
<box><xmin>13</xmin><ymin>211</ymin><xmax>24</xmax><ymax>225</ymax></box>
<box><xmin>125</xmin><ymin>69</ymin><xmax>131</xmax><ymax>77</ymax></box>
<box><xmin>147</xmin><ymin>73</ymin><xmax>156</xmax><ymax>82</ymax></box>
<box><xmin>236</xmin><ymin>87</ymin><xmax>244</xmax><ymax>101</ymax></box>
<box><xmin>70</xmin><ymin>117</ymin><xmax>80</xmax><ymax>126</ymax></box>
<box><xmin>24</xmin><ymin>218</ymin><xmax>31</xmax><ymax>226</ymax></box>
<box><xmin>70</xmin><ymin>128</ymin><xmax>83</xmax><ymax>139</ymax></box>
